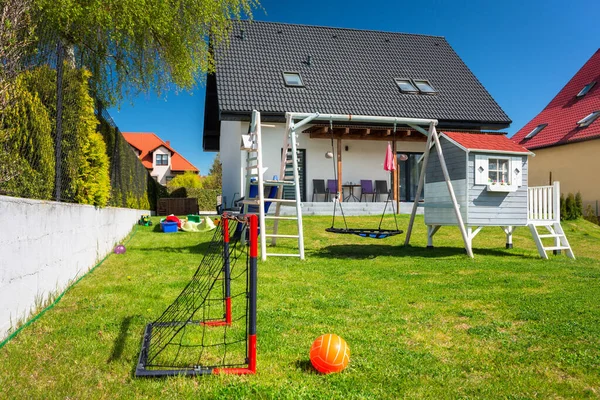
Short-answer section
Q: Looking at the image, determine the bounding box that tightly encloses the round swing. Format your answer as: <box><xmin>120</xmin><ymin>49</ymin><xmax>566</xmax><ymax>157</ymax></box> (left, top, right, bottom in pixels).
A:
<box><xmin>325</xmin><ymin>119</ymin><xmax>404</xmax><ymax>239</ymax></box>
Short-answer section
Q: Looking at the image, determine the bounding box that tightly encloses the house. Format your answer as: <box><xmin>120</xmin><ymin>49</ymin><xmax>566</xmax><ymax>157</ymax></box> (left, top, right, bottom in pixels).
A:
<box><xmin>203</xmin><ymin>21</ymin><xmax>511</xmax><ymax>206</ymax></box>
<box><xmin>122</xmin><ymin>132</ymin><xmax>199</xmax><ymax>185</ymax></box>
<box><xmin>511</xmin><ymin>49</ymin><xmax>600</xmax><ymax>214</ymax></box>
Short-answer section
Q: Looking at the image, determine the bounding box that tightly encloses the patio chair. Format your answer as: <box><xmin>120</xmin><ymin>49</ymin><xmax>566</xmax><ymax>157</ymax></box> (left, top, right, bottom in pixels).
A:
<box><xmin>359</xmin><ymin>180</ymin><xmax>376</xmax><ymax>202</ymax></box>
<box><xmin>312</xmin><ymin>179</ymin><xmax>327</xmax><ymax>202</ymax></box>
<box><xmin>326</xmin><ymin>179</ymin><xmax>338</xmax><ymax>201</ymax></box>
<box><xmin>375</xmin><ymin>180</ymin><xmax>391</xmax><ymax>202</ymax></box>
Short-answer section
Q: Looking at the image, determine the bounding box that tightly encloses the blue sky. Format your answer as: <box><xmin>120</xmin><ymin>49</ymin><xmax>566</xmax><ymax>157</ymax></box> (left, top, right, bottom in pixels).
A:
<box><xmin>108</xmin><ymin>0</ymin><xmax>600</xmax><ymax>175</ymax></box>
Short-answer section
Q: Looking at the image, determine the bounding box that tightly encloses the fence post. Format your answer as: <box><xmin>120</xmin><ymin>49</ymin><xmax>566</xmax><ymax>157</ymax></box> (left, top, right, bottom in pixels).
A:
<box><xmin>53</xmin><ymin>40</ymin><xmax>65</xmax><ymax>201</ymax></box>
<box><xmin>553</xmin><ymin>181</ymin><xmax>560</xmax><ymax>222</ymax></box>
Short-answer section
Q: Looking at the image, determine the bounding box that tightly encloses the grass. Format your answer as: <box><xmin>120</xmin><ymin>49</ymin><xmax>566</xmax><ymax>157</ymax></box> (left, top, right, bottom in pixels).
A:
<box><xmin>1</xmin><ymin>215</ymin><xmax>599</xmax><ymax>399</ymax></box>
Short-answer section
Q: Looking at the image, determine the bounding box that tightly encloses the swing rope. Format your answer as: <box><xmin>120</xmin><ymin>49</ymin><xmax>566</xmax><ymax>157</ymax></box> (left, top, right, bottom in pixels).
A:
<box><xmin>329</xmin><ymin>117</ymin><xmax>348</xmax><ymax>230</ymax></box>
<box><xmin>326</xmin><ymin>118</ymin><xmax>403</xmax><ymax>239</ymax></box>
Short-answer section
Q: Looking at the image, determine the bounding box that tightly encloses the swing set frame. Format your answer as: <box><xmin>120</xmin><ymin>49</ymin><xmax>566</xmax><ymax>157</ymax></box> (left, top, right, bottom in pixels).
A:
<box><xmin>285</xmin><ymin>112</ymin><xmax>470</xmax><ymax>250</ymax></box>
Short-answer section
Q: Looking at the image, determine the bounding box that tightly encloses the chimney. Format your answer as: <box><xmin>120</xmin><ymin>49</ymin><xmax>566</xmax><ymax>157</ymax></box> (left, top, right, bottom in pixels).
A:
<box><xmin>166</xmin><ymin>141</ymin><xmax>170</xmax><ymax>147</ymax></box>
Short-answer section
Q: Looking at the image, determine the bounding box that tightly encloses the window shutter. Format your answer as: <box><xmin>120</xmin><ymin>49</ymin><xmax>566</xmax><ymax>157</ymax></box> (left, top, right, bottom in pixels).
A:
<box><xmin>511</xmin><ymin>157</ymin><xmax>523</xmax><ymax>187</ymax></box>
<box><xmin>474</xmin><ymin>155</ymin><xmax>488</xmax><ymax>185</ymax></box>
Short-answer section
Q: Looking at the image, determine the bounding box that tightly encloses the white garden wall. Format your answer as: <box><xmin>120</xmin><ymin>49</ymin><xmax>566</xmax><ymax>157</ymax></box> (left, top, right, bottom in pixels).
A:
<box><xmin>0</xmin><ymin>196</ymin><xmax>149</xmax><ymax>340</ymax></box>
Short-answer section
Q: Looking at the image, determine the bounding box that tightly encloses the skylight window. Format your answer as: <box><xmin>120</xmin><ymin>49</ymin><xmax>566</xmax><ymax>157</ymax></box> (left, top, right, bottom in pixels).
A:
<box><xmin>577</xmin><ymin>111</ymin><xmax>600</xmax><ymax>127</ymax></box>
<box><xmin>525</xmin><ymin>123</ymin><xmax>548</xmax><ymax>139</ymax></box>
<box><xmin>413</xmin><ymin>79</ymin><xmax>437</xmax><ymax>94</ymax></box>
<box><xmin>577</xmin><ymin>81</ymin><xmax>596</xmax><ymax>97</ymax></box>
<box><xmin>283</xmin><ymin>72</ymin><xmax>304</xmax><ymax>87</ymax></box>
<box><xmin>394</xmin><ymin>79</ymin><xmax>418</xmax><ymax>93</ymax></box>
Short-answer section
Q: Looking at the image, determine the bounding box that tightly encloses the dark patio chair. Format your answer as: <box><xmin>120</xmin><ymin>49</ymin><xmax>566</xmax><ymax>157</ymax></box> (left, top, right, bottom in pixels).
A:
<box><xmin>359</xmin><ymin>180</ymin><xmax>376</xmax><ymax>202</ymax></box>
<box><xmin>326</xmin><ymin>179</ymin><xmax>338</xmax><ymax>201</ymax></box>
<box><xmin>312</xmin><ymin>179</ymin><xmax>327</xmax><ymax>202</ymax></box>
<box><xmin>375</xmin><ymin>180</ymin><xmax>391</xmax><ymax>202</ymax></box>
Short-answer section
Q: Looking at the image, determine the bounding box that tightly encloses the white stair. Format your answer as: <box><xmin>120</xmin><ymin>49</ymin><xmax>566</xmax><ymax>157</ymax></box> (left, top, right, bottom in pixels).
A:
<box><xmin>240</xmin><ymin>110</ymin><xmax>305</xmax><ymax>261</ymax></box>
<box><xmin>528</xmin><ymin>222</ymin><xmax>575</xmax><ymax>260</ymax></box>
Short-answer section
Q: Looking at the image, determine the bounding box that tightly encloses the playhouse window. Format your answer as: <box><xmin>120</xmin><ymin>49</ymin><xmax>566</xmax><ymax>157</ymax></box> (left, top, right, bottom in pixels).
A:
<box><xmin>488</xmin><ymin>158</ymin><xmax>509</xmax><ymax>184</ymax></box>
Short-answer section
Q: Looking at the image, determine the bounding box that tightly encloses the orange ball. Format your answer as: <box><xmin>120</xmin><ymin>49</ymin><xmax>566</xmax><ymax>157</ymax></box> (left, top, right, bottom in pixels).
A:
<box><xmin>309</xmin><ymin>333</ymin><xmax>350</xmax><ymax>374</ymax></box>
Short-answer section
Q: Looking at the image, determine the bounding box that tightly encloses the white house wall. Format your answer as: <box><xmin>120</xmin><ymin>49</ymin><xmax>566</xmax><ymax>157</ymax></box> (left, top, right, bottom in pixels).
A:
<box><xmin>220</xmin><ymin>121</ymin><xmax>244</xmax><ymax>206</ymax></box>
<box><xmin>152</xmin><ymin>146</ymin><xmax>172</xmax><ymax>185</ymax></box>
<box><xmin>221</xmin><ymin>121</ymin><xmax>426</xmax><ymax>202</ymax></box>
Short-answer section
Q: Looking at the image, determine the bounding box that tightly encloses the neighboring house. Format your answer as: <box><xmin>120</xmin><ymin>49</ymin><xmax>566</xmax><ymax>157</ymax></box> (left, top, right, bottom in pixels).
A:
<box><xmin>122</xmin><ymin>132</ymin><xmax>199</xmax><ymax>185</ymax></box>
<box><xmin>203</xmin><ymin>21</ymin><xmax>511</xmax><ymax>205</ymax></box>
<box><xmin>511</xmin><ymin>49</ymin><xmax>600</xmax><ymax>214</ymax></box>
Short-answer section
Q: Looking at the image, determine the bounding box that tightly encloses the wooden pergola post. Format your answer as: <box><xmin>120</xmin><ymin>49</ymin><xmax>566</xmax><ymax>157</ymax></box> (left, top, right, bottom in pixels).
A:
<box><xmin>337</xmin><ymin>138</ymin><xmax>343</xmax><ymax>201</ymax></box>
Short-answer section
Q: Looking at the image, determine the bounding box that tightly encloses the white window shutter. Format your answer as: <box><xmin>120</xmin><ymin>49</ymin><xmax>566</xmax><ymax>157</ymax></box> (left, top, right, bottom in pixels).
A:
<box><xmin>512</xmin><ymin>157</ymin><xmax>523</xmax><ymax>187</ymax></box>
<box><xmin>474</xmin><ymin>155</ymin><xmax>488</xmax><ymax>185</ymax></box>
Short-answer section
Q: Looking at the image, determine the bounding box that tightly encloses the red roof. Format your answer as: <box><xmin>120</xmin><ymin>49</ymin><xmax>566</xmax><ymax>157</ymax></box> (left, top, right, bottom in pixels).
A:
<box><xmin>442</xmin><ymin>131</ymin><xmax>531</xmax><ymax>154</ymax></box>
<box><xmin>121</xmin><ymin>132</ymin><xmax>199</xmax><ymax>173</ymax></box>
<box><xmin>512</xmin><ymin>49</ymin><xmax>600</xmax><ymax>150</ymax></box>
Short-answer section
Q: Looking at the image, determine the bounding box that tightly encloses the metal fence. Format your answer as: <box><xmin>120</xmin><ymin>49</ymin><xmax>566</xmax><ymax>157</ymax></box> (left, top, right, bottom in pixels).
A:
<box><xmin>0</xmin><ymin>11</ymin><xmax>165</xmax><ymax>210</ymax></box>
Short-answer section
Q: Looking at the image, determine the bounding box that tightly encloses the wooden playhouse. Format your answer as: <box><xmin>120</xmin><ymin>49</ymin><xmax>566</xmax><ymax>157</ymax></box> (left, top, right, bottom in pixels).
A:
<box><xmin>405</xmin><ymin>130</ymin><xmax>575</xmax><ymax>259</ymax></box>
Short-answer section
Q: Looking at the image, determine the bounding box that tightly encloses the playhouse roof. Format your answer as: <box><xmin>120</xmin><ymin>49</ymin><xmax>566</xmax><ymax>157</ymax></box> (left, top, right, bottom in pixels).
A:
<box><xmin>442</xmin><ymin>131</ymin><xmax>532</xmax><ymax>155</ymax></box>
<box><xmin>511</xmin><ymin>49</ymin><xmax>600</xmax><ymax>150</ymax></box>
<box><xmin>122</xmin><ymin>132</ymin><xmax>199</xmax><ymax>172</ymax></box>
<box><xmin>209</xmin><ymin>20</ymin><xmax>511</xmax><ymax>127</ymax></box>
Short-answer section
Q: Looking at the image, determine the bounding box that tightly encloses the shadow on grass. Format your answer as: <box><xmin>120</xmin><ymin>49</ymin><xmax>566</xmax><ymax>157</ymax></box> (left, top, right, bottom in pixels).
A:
<box><xmin>294</xmin><ymin>359</ymin><xmax>318</xmax><ymax>374</ymax></box>
<box><xmin>107</xmin><ymin>316</ymin><xmax>133</xmax><ymax>363</ymax></box>
<box><xmin>136</xmin><ymin>242</ymin><xmax>212</xmax><ymax>254</ymax></box>
<box><xmin>313</xmin><ymin>244</ymin><xmax>531</xmax><ymax>260</ymax></box>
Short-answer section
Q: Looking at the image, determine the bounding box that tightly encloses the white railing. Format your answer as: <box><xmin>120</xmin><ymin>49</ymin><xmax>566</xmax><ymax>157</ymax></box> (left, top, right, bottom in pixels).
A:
<box><xmin>528</xmin><ymin>181</ymin><xmax>560</xmax><ymax>223</ymax></box>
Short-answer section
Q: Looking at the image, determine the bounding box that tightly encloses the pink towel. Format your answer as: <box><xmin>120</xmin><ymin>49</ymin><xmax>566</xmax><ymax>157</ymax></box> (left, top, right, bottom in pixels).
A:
<box><xmin>384</xmin><ymin>142</ymin><xmax>396</xmax><ymax>171</ymax></box>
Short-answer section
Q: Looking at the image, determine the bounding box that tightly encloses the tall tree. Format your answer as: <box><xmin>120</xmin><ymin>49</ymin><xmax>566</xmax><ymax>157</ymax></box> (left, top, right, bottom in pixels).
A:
<box><xmin>33</xmin><ymin>0</ymin><xmax>259</xmax><ymax>106</ymax></box>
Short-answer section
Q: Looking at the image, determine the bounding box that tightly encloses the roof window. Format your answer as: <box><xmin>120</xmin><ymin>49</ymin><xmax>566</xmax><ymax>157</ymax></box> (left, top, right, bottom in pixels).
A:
<box><xmin>413</xmin><ymin>79</ymin><xmax>437</xmax><ymax>94</ymax></box>
<box><xmin>283</xmin><ymin>72</ymin><xmax>304</xmax><ymax>87</ymax></box>
<box><xmin>525</xmin><ymin>123</ymin><xmax>548</xmax><ymax>139</ymax></box>
<box><xmin>394</xmin><ymin>79</ymin><xmax>418</xmax><ymax>93</ymax></box>
<box><xmin>577</xmin><ymin>111</ymin><xmax>600</xmax><ymax>127</ymax></box>
<box><xmin>577</xmin><ymin>81</ymin><xmax>596</xmax><ymax>97</ymax></box>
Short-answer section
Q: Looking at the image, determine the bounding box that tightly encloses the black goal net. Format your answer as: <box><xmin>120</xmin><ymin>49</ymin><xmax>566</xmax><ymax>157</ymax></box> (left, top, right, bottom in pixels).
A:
<box><xmin>135</xmin><ymin>213</ymin><xmax>258</xmax><ymax>377</ymax></box>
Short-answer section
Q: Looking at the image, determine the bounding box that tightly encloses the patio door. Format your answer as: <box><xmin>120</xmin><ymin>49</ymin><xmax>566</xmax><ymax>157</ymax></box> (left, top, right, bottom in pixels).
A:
<box><xmin>281</xmin><ymin>148</ymin><xmax>306</xmax><ymax>202</ymax></box>
<box><xmin>397</xmin><ymin>152</ymin><xmax>424</xmax><ymax>202</ymax></box>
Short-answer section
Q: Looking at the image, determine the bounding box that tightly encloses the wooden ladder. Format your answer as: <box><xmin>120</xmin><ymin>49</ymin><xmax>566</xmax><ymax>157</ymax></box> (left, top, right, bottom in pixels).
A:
<box><xmin>240</xmin><ymin>110</ymin><xmax>304</xmax><ymax>261</ymax></box>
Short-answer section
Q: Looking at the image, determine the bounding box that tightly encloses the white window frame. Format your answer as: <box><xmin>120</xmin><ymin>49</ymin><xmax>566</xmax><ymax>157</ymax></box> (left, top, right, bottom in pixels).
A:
<box><xmin>525</xmin><ymin>123</ymin><xmax>547</xmax><ymax>139</ymax></box>
<box><xmin>577</xmin><ymin>111</ymin><xmax>600</xmax><ymax>128</ymax></box>
<box><xmin>474</xmin><ymin>154</ymin><xmax>522</xmax><ymax>192</ymax></box>
<box><xmin>487</xmin><ymin>157</ymin><xmax>510</xmax><ymax>184</ymax></box>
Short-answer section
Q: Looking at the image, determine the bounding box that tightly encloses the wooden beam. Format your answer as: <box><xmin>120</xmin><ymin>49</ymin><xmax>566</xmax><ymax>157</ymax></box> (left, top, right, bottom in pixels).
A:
<box><xmin>357</xmin><ymin>128</ymin><xmax>371</xmax><ymax>136</ymax></box>
<box><xmin>312</xmin><ymin>126</ymin><xmax>329</xmax><ymax>135</ymax></box>
<box><xmin>309</xmin><ymin>132</ymin><xmax>426</xmax><ymax>142</ymax></box>
<box><xmin>337</xmin><ymin>138</ymin><xmax>343</xmax><ymax>201</ymax></box>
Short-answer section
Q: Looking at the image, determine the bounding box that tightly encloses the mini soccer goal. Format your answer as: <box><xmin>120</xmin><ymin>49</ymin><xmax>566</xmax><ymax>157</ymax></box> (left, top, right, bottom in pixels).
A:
<box><xmin>135</xmin><ymin>213</ymin><xmax>258</xmax><ymax>377</ymax></box>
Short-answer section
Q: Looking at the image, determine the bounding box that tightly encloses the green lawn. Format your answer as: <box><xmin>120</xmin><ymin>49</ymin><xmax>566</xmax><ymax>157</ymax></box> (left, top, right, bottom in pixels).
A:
<box><xmin>1</xmin><ymin>215</ymin><xmax>599</xmax><ymax>399</ymax></box>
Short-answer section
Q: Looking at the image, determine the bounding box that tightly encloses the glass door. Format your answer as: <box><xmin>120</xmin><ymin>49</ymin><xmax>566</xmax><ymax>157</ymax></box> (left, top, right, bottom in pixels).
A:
<box><xmin>397</xmin><ymin>152</ymin><xmax>423</xmax><ymax>202</ymax></box>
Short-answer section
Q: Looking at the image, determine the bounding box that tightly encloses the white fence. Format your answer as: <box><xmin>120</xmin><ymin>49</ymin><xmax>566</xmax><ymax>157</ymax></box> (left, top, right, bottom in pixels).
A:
<box><xmin>528</xmin><ymin>181</ymin><xmax>560</xmax><ymax>223</ymax></box>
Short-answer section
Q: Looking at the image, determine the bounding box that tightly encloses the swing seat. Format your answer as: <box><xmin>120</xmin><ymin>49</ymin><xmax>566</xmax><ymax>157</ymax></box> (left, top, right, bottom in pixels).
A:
<box><xmin>325</xmin><ymin>227</ymin><xmax>403</xmax><ymax>239</ymax></box>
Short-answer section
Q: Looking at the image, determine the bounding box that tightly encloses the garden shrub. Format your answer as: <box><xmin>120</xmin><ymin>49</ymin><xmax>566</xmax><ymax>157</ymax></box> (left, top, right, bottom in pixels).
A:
<box><xmin>562</xmin><ymin>192</ymin><xmax>582</xmax><ymax>221</ymax></box>
<box><xmin>560</xmin><ymin>193</ymin><xmax>567</xmax><ymax>220</ymax></box>
<box><xmin>584</xmin><ymin>204</ymin><xmax>599</xmax><ymax>225</ymax></box>
<box><xmin>0</xmin><ymin>73</ymin><xmax>55</xmax><ymax>199</ymax></box>
<box><xmin>575</xmin><ymin>192</ymin><xmax>583</xmax><ymax>218</ymax></box>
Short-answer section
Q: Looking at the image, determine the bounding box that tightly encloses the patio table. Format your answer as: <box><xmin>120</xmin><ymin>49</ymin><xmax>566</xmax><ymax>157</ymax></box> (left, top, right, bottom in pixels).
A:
<box><xmin>342</xmin><ymin>184</ymin><xmax>361</xmax><ymax>202</ymax></box>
